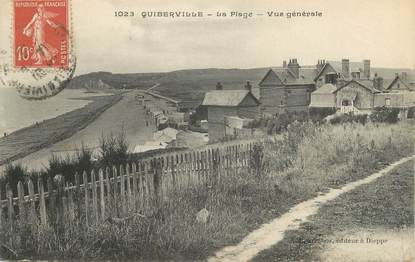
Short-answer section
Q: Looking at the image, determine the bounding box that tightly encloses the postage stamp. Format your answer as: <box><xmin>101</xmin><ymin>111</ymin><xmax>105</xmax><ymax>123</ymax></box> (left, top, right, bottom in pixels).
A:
<box><xmin>14</xmin><ymin>0</ymin><xmax>69</xmax><ymax>68</ymax></box>
<box><xmin>0</xmin><ymin>0</ymin><xmax>75</xmax><ymax>100</ymax></box>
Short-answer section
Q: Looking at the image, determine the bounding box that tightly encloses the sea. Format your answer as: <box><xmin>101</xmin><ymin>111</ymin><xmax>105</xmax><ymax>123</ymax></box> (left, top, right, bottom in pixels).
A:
<box><xmin>0</xmin><ymin>88</ymin><xmax>107</xmax><ymax>135</ymax></box>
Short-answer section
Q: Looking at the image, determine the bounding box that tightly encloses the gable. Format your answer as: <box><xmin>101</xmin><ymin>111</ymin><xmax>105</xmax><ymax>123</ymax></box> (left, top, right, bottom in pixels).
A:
<box><xmin>259</xmin><ymin>69</ymin><xmax>284</xmax><ymax>86</ymax></box>
<box><xmin>314</xmin><ymin>63</ymin><xmax>338</xmax><ymax>81</ymax></box>
<box><xmin>239</xmin><ymin>93</ymin><xmax>260</xmax><ymax>106</ymax></box>
<box><xmin>334</xmin><ymin>80</ymin><xmax>376</xmax><ymax>94</ymax></box>
<box><xmin>386</xmin><ymin>77</ymin><xmax>411</xmax><ymax>91</ymax></box>
<box><xmin>336</xmin><ymin>81</ymin><xmax>372</xmax><ymax>95</ymax></box>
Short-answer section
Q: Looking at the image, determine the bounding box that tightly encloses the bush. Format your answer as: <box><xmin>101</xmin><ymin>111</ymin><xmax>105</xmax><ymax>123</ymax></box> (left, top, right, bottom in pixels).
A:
<box><xmin>309</xmin><ymin>107</ymin><xmax>336</xmax><ymax>122</ymax></box>
<box><xmin>98</xmin><ymin>130</ymin><xmax>129</xmax><ymax>168</ymax></box>
<box><xmin>370</xmin><ymin>107</ymin><xmax>400</xmax><ymax>123</ymax></box>
<box><xmin>44</xmin><ymin>144</ymin><xmax>93</xmax><ymax>184</ymax></box>
<box><xmin>329</xmin><ymin>113</ymin><xmax>368</xmax><ymax>125</ymax></box>
<box><xmin>1</xmin><ymin>163</ymin><xmax>28</xmax><ymax>195</ymax></box>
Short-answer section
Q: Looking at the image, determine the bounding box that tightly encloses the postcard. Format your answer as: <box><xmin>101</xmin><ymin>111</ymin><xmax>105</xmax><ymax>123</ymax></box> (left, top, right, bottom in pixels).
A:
<box><xmin>0</xmin><ymin>0</ymin><xmax>414</xmax><ymax>261</ymax></box>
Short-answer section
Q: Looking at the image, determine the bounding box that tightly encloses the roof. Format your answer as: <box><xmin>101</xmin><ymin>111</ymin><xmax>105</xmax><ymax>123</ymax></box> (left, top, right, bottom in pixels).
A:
<box><xmin>251</xmin><ymin>87</ymin><xmax>260</xmax><ymax>100</ymax></box>
<box><xmin>260</xmin><ymin>67</ymin><xmax>316</xmax><ymax>86</ymax></box>
<box><xmin>154</xmin><ymin>127</ymin><xmax>179</xmax><ymax>140</ymax></box>
<box><xmin>314</xmin><ymin>60</ymin><xmax>366</xmax><ymax>81</ymax></box>
<box><xmin>385</xmin><ymin>75</ymin><xmax>411</xmax><ymax>90</ymax></box>
<box><xmin>202</xmin><ymin>90</ymin><xmax>260</xmax><ymax>107</ymax></box>
<box><xmin>133</xmin><ymin>141</ymin><xmax>168</xmax><ymax>153</ymax></box>
<box><xmin>334</xmin><ymin>79</ymin><xmax>381</xmax><ymax>94</ymax></box>
<box><xmin>312</xmin><ymin>83</ymin><xmax>337</xmax><ymax>94</ymax></box>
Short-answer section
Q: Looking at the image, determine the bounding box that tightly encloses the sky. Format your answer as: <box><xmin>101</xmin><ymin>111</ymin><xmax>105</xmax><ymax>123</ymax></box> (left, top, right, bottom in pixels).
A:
<box><xmin>0</xmin><ymin>0</ymin><xmax>414</xmax><ymax>75</ymax></box>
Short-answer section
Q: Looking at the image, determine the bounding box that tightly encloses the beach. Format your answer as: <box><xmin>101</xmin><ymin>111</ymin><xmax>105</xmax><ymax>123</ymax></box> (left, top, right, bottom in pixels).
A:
<box><xmin>0</xmin><ymin>90</ymin><xmax>123</xmax><ymax>168</ymax></box>
<box><xmin>0</xmin><ymin>89</ymin><xmax>155</xmax><ymax>171</ymax></box>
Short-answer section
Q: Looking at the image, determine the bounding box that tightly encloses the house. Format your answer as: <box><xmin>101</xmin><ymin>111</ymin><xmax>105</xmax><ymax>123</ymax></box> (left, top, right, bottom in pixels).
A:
<box><xmin>314</xmin><ymin>59</ymin><xmax>372</xmax><ymax>88</ymax></box>
<box><xmin>334</xmin><ymin>80</ymin><xmax>381</xmax><ymax>113</ymax></box>
<box><xmin>258</xmin><ymin>58</ymin><xmax>316</xmax><ymax>116</ymax></box>
<box><xmin>309</xmin><ymin>73</ymin><xmax>415</xmax><ymax>117</ymax></box>
<box><xmin>202</xmin><ymin>89</ymin><xmax>260</xmax><ymax>142</ymax></box>
<box><xmin>309</xmin><ymin>83</ymin><xmax>337</xmax><ymax>108</ymax></box>
<box><xmin>225</xmin><ymin>116</ymin><xmax>255</xmax><ymax>138</ymax></box>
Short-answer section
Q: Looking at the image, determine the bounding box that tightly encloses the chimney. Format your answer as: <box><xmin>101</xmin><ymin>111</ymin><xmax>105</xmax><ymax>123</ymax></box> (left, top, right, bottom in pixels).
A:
<box><xmin>316</xmin><ymin>59</ymin><xmax>325</xmax><ymax>72</ymax></box>
<box><xmin>216</xmin><ymin>82</ymin><xmax>223</xmax><ymax>90</ymax></box>
<box><xmin>401</xmin><ymin>72</ymin><xmax>407</xmax><ymax>81</ymax></box>
<box><xmin>373</xmin><ymin>73</ymin><xmax>383</xmax><ymax>90</ymax></box>
<box><xmin>363</xmin><ymin>59</ymin><xmax>371</xmax><ymax>79</ymax></box>
<box><xmin>288</xmin><ymin>58</ymin><xmax>300</xmax><ymax>79</ymax></box>
<box><xmin>351</xmin><ymin>71</ymin><xmax>360</xmax><ymax>80</ymax></box>
<box><xmin>341</xmin><ymin>59</ymin><xmax>350</xmax><ymax>79</ymax></box>
<box><xmin>244</xmin><ymin>81</ymin><xmax>252</xmax><ymax>92</ymax></box>
<box><xmin>283</xmin><ymin>60</ymin><xmax>287</xmax><ymax>68</ymax></box>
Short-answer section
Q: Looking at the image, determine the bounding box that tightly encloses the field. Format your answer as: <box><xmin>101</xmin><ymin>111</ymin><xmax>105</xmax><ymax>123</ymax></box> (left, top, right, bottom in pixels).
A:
<box><xmin>253</xmin><ymin>159</ymin><xmax>414</xmax><ymax>261</ymax></box>
<box><xmin>0</xmin><ymin>92</ymin><xmax>123</xmax><ymax>166</ymax></box>
<box><xmin>0</xmin><ymin>121</ymin><xmax>413</xmax><ymax>260</ymax></box>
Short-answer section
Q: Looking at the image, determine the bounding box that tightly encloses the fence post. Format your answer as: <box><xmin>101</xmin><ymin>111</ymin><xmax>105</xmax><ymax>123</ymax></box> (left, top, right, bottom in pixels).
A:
<box><xmin>126</xmin><ymin>163</ymin><xmax>132</xmax><ymax>212</ymax></box>
<box><xmin>17</xmin><ymin>181</ymin><xmax>26</xmax><ymax>225</ymax></box>
<box><xmin>37</xmin><ymin>177</ymin><xmax>47</xmax><ymax>226</ymax></box>
<box><xmin>91</xmin><ymin>170</ymin><xmax>98</xmax><ymax>224</ymax></box>
<box><xmin>83</xmin><ymin>171</ymin><xmax>89</xmax><ymax>226</ymax></box>
<box><xmin>6</xmin><ymin>183</ymin><xmax>13</xmax><ymax>232</ymax></box>
<box><xmin>56</xmin><ymin>175</ymin><xmax>65</xmax><ymax>229</ymax></box>
<box><xmin>120</xmin><ymin>165</ymin><xmax>126</xmax><ymax>217</ymax></box>
<box><xmin>27</xmin><ymin>178</ymin><xmax>37</xmax><ymax>228</ymax></box>
<box><xmin>207</xmin><ymin>149</ymin><xmax>212</xmax><ymax>184</ymax></box>
<box><xmin>68</xmin><ymin>183</ymin><xmax>75</xmax><ymax>223</ymax></box>
<box><xmin>145</xmin><ymin>160</ymin><xmax>152</xmax><ymax>207</ymax></box>
<box><xmin>47</xmin><ymin>177</ymin><xmax>55</xmax><ymax>225</ymax></box>
<box><xmin>131</xmin><ymin>163</ymin><xmax>138</xmax><ymax>212</ymax></box>
<box><xmin>153</xmin><ymin>158</ymin><xmax>163</xmax><ymax>207</ymax></box>
<box><xmin>185</xmin><ymin>153</ymin><xmax>190</xmax><ymax>187</ymax></box>
<box><xmin>99</xmin><ymin>169</ymin><xmax>105</xmax><ymax>221</ymax></box>
<box><xmin>74</xmin><ymin>172</ymin><xmax>81</xmax><ymax>218</ymax></box>
<box><xmin>105</xmin><ymin>168</ymin><xmax>111</xmax><ymax>217</ymax></box>
<box><xmin>112</xmin><ymin>166</ymin><xmax>119</xmax><ymax>217</ymax></box>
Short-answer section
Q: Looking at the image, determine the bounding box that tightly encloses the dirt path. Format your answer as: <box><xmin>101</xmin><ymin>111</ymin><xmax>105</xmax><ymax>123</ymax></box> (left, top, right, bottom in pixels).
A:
<box><xmin>208</xmin><ymin>155</ymin><xmax>415</xmax><ymax>262</ymax></box>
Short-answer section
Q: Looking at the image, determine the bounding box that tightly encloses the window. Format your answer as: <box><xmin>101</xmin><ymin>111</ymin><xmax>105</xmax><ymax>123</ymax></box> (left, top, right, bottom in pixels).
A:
<box><xmin>385</xmin><ymin>98</ymin><xmax>391</xmax><ymax>106</ymax></box>
<box><xmin>397</xmin><ymin>83</ymin><xmax>400</xmax><ymax>89</ymax></box>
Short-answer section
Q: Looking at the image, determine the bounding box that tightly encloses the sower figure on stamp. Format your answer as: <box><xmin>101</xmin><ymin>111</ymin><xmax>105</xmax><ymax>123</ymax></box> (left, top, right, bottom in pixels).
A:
<box><xmin>22</xmin><ymin>4</ymin><xmax>60</xmax><ymax>65</ymax></box>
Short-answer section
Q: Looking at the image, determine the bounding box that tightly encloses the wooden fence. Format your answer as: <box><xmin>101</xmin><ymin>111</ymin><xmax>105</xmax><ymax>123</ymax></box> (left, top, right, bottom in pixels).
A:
<box><xmin>0</xmin><ymin>140</ymin><xmax>261</xmax><ymax>231</ymax></box>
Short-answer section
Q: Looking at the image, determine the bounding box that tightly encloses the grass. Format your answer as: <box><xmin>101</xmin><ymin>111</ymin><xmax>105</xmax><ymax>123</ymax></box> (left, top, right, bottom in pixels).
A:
<box><xmin>0</xmin><ymin>121</ymin><xmax>413</xmax><ymax>260</ymax></box>
<box><xmin>0</xmin><ymin>93</ymin><xmax>123</xmax><ymax>166</ymax></box>
<box><xmin>252</xmin><ymin>159</ymin><xmax>414</xmax><ymax>262</ymax></box>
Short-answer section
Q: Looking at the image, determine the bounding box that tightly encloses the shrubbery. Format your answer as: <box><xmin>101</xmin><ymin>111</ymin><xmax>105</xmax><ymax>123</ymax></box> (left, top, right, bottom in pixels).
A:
<box><xmin>309</xmin><ymin>107</ymin><xmax>336</xmax><ymax>122</ymax></box>
<box><xmin>329</xmin><ymin>113</ymin><xmax>368</xmax><ymax>125</ymax></box>
<box><xmin>2</xmin><ymin>131</ymin><xmax>129</xmax><ymax>189</ymax></box>
<box><xmin>370</xmin><ymin>107</ymin><xmax>400</xmax><ymax>123</ymax></box>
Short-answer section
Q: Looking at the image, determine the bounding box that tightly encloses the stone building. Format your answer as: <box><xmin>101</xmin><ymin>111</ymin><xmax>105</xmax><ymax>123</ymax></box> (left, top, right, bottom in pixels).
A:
<box><xmin>202</xmin><ymin>90</ymin><xmax>260</xmax><ymax>142</ymax></box>
<box><xmin>309</xmin><ymin>73</ymin><xmax>415</xmax><ymax>117</ymax></box>
<box><xmin>258</xmin><ymin>58</ymin><xmax>315</xmax><ymax>116</ymax></box>
<box><xmin>334</xmin><ymin>80</ymin><xmax>380</xmax><ymax>113</ymax></box>
<box><xmin>314</xmin><ymin>59</ymin><xmax>372</xmax><ymax>88</ymax></box>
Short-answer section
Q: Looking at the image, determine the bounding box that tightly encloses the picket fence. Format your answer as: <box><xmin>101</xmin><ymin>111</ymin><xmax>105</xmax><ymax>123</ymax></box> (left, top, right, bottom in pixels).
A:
<box><xmin>0</xmin><ymin>140</ymin><xmax>263</xmax><ymax>232</ymax></box>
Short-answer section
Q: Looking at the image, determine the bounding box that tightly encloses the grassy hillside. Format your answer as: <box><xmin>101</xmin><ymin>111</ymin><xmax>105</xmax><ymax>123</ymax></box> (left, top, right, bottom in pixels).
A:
<box><xmin>68</xmin><ymin>66</ymin><xmax>415</xmax><ymax>102</ymax></box>
<box><xmin>1</xmin><ymin>121</ymin><xmax>413</xmax><ymax>260</ymax></box>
